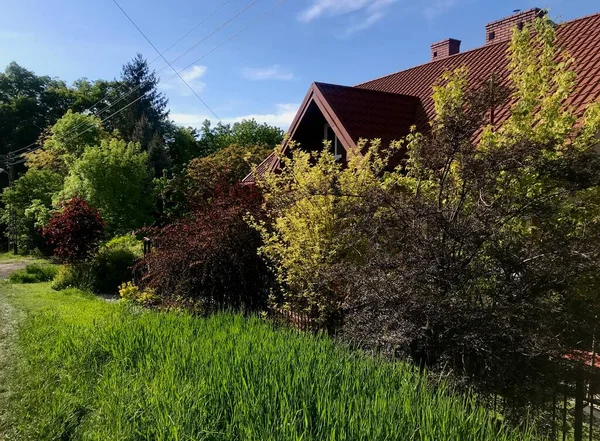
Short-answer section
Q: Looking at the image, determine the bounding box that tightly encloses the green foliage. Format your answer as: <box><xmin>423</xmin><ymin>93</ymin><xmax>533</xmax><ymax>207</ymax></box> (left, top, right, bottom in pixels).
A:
<box><xmin>8</xmin><ymin>305</ymin><xmax>536</xmax><ymax>441</ymax></box>
<box><xmin>0</xmin><ymin>169</ymin><xmax>63</xmax><ymax>253</ymax></box>
<box><xmin>91</xmin><ymin>235</ymin><xmax>143</xmax><ymax>294</ymax></box>
<box><xmin>186</xmin><ymin>143</ymin><xmax>272</xmax><ymax>204</ymax></box>
<box><xmin>105</xmin><ymin>54</ymin><xmax>169</xmax><ymax>145</ymax></box>
<box><xmin>253</xmin><ymin>140</ymin><xmax>390</xmax><ymax>329</ymax></box>
<box><xmin>9</xmin><ymin>263</ymin><xmax>58</xmax><ymax>284</ymax></box>
<box><xmin>0</xmin><ymin>63</ymin><xmax>112</xmax><ymax>157</ymax></box>
<box><xmin>51</xmin><ymin>264</ymin><xmax>94</xmax><ymax>291</ymax></box>
<box><xmin>197</xmin><ymin>119</ymin><xmax>284</xmax><ymax>158</ymax></box>
<box><xmin>50</xmin><ymin>235</ymin><xmax>142</xmax><ymax>294</ymax></box>
<box><xmin>166</xmin><ymin>125</ymin><xmax>200</xmax><ymax>171</ymax></box>
<box><xmin>0</xmin><ymin>63</ymin><xmax>71</xmax><ymax>155</ymax></box>
<box><xmin>61</xmin><ymin>138</ymin><xmax>154</xmax><ymax>234</ymax></box>
<box><xmin>42</xmin><ymin>110</ymin><xmax>105</xmax><ymax>162</ymax></box>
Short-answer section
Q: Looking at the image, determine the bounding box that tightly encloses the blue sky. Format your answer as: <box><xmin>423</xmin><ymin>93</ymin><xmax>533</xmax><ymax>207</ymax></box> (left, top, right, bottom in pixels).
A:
<box><xmin>1</xmin><ymin>0</ymin><xmax>598</xmax><ymax>130</ymax></box>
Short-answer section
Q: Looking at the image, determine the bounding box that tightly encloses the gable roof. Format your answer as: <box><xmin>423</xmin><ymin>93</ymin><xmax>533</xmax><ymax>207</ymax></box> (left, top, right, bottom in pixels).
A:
<box><xmin>243</xmin><ymin>12</ymin><xmax>600</xmax><ymax>184</ymax></box>
<box><xmin>243</xmin><ymin>83</ymin><xmax>419</xmax><ymax>183</ymax></box>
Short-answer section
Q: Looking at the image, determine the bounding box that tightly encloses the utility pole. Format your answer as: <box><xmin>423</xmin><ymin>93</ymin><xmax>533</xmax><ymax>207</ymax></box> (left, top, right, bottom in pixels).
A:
<box><xmin>6</xmin><ymin>152</ymin><xmax>16</xmax><ymax>254</ymax></box>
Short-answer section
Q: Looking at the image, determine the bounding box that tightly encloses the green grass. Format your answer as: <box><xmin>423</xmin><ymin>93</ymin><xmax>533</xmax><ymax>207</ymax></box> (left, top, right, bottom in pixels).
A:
<box><xmin>0</xmin><ymin>252</ymin><xmax>45</xmax><ymax>263</ymax></box>
<box><xmin>8</xmin><ymin>263</ymin><xmax>59</xmax><ymax>284</ymax></box>
<box><xmin>2</xmin><ymin>282</ymin><xmax>539</xmax><ymax>441</ymax></box>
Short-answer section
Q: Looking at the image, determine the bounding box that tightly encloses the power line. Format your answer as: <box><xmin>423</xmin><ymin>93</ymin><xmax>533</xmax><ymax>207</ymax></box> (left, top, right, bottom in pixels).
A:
<box><xmin>81</xmin><ymin>0</ymin><xmax>260</xmax><ymax>127</ymax></box>
<box><xmin>7</xmin><ymin>0</ymin><xmax>287</xmax><ymax>164</ymax></box>
<box><xmin>111</xmin><ymin>0</ymin><xmax>221</xmax><ymax>121</ymax></box>
<box><xmin>8</xmin><ymin>0</ymin><xmax>240</xmax><ymax>156</ymax></box>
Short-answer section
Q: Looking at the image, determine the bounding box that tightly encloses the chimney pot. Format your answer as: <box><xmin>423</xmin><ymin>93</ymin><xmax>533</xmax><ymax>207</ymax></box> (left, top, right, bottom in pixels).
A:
<box><xmin>431</xmin><ymin>38</ymin><xmax>461</xmax><ymax>61</ymax></box>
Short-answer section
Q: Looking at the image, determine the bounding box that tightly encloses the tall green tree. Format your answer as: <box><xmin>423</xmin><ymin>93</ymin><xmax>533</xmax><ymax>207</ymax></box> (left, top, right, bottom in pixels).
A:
<box><xmin>0</xmin><ymin>63</ymin><xmax>71</xmax><ymax>155</ymax></box>
<box><xmin>0</xmin><ymin>168</ymin><xmax>63</xmax><ymax>253</ymax></box>
<box><xmin>106</xmin><ymin>54</ymin><xmax>169</xmax><ymax>145</ymax></box>
<box><xmin>61</xmin><ymin>138</ymin><xmax>154</xmax><ymax>234</ymax></box>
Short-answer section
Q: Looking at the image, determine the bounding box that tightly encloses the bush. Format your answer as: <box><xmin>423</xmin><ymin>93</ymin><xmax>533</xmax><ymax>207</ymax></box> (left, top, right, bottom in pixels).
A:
<box><xmin>118</xmin><ymin>282</ymin><xmax>159</xmax><ymax>306</ymax></box>
<box><xmin>138</xmin><ymin>184</ymin><xmax>273</xmax><ymax>313</ymax></box>
<box><xmin>51</xmin><ymin>264</ymin><xmax>94</xmax><ymax>291</ymax></box>
<box><xmin>50</xmin><ymin>236</ymin><xmax>143</xmax><ymax>294</ymax></box>
<box><xmin>91</xmin><ymin>235</ymin><xmax>143</xmax><ymax>294</ymax></box>
<box><xmin>43</xmin><ymin>197</ymin><xmax>105</xmax><ymax>263</ymax></box>
<box><xmin>9</xmin><ymin>263</ymin><xmax>59</xmax><ymax>284</ymax></box>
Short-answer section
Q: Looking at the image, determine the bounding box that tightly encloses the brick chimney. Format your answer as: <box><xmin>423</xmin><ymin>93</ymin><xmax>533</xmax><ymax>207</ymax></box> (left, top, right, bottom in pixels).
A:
<box><xmin>485</xmin><ymin>8</ymin><xmax>546</xmax><ymax>45</ymax></box>
<box><xmin>431</xmin><ymin>38</ymin><xmax>461</xmax><ymax>61</ymax></box>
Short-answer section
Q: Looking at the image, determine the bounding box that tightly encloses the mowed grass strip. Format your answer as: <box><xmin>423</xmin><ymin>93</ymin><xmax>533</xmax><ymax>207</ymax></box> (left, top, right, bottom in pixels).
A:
<box><xmin>7</xmin><ymin>286</ymin><xmax>538</xmax><ymax>441</ymax></box>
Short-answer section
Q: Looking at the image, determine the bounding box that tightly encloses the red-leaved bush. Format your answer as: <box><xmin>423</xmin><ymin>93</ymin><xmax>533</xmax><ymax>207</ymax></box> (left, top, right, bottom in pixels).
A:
<box><xmin>137</xmin><ymin>183</ymin><xmax>273</xmax><ymax>312</ymax></box>
<box><xmin>43</xmin><ymin>197</ymin><xmax>105</xmax><ymax>263</ymax></box>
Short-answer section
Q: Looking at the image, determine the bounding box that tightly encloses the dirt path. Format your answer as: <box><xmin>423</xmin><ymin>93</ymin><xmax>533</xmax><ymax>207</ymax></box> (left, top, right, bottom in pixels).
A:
<box><xmin>0</xmin><ymin>261</ymin><xmax>30</xmax><ymax>440</ymax></box>
<box><xmin>0</xmin><ymin>262</ymin><xmax>29</xmax><ymax>280</ymax></box>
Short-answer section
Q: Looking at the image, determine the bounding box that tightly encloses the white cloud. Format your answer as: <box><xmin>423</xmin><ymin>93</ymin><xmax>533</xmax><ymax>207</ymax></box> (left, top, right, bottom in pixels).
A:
<box><xmin>298</xmin><ymin>0</ymin><xmax>398</xmax><ymax>34</ymax></box>
<box><xmin>241</xmin><ymin>65</ymin><xmax>295</xmax><ymax>81</ymax></box>
<box><xmin>171</xmin><ymin>103</ymin><xmax>299</xmax><ymax>130</ymax></box>
<box><xmin>344</xmin><ymin>10</ymin><xmax>384</xmax><ymax>35</ymax></box>
<box><xmin>424</xmin><ymin>0</ymin><xmax>457</xmax><ymax>20</ymax></box>
<box><xmin>160</xmin><ymin>65</ymin><xmax>207</xmax><ymax>96</ymax></box>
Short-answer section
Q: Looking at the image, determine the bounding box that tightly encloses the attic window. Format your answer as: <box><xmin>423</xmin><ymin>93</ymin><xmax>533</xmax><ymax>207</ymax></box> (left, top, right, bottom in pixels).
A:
<box><xmin>433</xmin><ymin>51</ymin><xmax>438</xmax><ymax>58</ymax></box>
<box><xmin>488</xmin><ymin>31</ymin><xmax>496</xmax><ymax>41</ymax></box>
<box><xmin>324</xmin><ymin>124</ymin><xmax>343</xmax><ymax>161</ymax></box>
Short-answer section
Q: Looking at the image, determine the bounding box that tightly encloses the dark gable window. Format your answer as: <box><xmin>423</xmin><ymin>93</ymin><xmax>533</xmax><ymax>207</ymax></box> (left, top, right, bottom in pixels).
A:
<box><xmin>488</xmin><ymin>31</ymin><xmax>496</xmax><ymax>41</ymax></box>
<box><xmin>433</xmin><ymin>51</ymin><xmax>438</xmax><ymax>58</ymax></box>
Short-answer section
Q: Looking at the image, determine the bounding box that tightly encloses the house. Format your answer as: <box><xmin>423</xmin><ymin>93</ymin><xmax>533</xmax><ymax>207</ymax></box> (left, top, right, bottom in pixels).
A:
<box><xmin>243</xmin><ymin>8</ymin><xmax>600</xmax><ymax>184</ymax></box>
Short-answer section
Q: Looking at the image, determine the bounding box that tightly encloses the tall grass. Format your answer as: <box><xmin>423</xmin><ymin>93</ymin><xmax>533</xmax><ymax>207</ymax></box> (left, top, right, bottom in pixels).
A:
<box><xmin>11</xmin><ymin>307</ymin><xmax>538</xmax><ymax>441</ymax></box>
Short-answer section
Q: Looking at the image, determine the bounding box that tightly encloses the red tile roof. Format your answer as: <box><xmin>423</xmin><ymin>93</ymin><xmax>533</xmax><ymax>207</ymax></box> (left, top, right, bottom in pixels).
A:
<box><xmin>356</xmin><ymin>12</ymin><xmax>600</xmax><ymax>128</ymax></box>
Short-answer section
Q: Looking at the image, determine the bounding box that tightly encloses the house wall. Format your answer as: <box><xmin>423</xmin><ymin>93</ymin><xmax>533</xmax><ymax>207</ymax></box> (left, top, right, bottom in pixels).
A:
<box><xmin>291</xmin><ymin>101</ymin><xmax>347</xmax><ymax>161</ymax></box>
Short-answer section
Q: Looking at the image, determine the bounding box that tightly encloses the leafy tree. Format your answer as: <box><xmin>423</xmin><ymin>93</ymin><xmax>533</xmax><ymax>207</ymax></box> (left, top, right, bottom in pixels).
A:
<box><xmin>196</xmin><ymin>119</ymin><xmax>284</xmax><ymax>158</ymax></box>
<box><xmin>166</xmin><ymin>125</ymin><xmax>200</xmax><ymax>171</ymax></box>
<box><xmin>147</xmin><ymin>133</ymin><xmax>171</xmax><ymax>177</ymax></box>
<box><xmin>61</xmin><ymin>138</ymin><xmax>154</xmax><ymax>234</ymax></box>
<box><xmin>186</xmin><ymin>143</ymin><xmax>271</xmax><ymax>205</ymax></box>
<box><xmin>43</xmin><ymin>197</ymin><xmax>105</xmax><ymax>263</ymax></box>
<box><xmin>24</xmin><ymin>110</ymin><xmax>106</xmax><ymax>176</ymax></box>
<box><xmin>0</xmin><ymin>168</ymin><xmax>63</xmax><ymax>253</ymax></box>
<box><xmin>256</xmin><ymin>15</ymin><xmax>600</xmax><ymax>406</ymax></box>
<box><xmin>0</xmin><ymin>62</ymin><xmax>72</xmax><ymax>155</ymax></box>
<box><xmin>45</xmin><ymin>111</ymin><xmax>104</xmax><ymax>158</ymax></box>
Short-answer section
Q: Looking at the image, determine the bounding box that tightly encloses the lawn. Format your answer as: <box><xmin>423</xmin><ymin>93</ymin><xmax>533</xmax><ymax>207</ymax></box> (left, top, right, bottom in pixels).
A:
<box><xmin>0</xmin><ymin>281</ymin><xmax>539</xmax><ymax>441</ymax></box>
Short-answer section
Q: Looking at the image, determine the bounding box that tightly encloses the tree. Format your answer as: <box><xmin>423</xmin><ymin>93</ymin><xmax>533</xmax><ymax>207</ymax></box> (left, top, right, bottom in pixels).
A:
<box><xmin>166</xmin><ymin>125</ymin><xmax>200</xmax><ymax>172</ymax></box>
<box><xmin>196</xmin><ymin>119</ymin><xmax>284</xmax><ymax>158</ymax></box>
<box><xmin>43</xmin><ymin>197</ymin><xmax>105</xmax><ymax>263</ymax></box>
<box><xmin>0</xmin><ymin>169</ymin><xmax>63</xmax><ymax>253</ymax></box>
<box><xmin>106</xmin><ymin>54</ymin><xmax>169</xmax><ymax>144</ymax></box>
<box><xmin>256</xmin><ymin>15</ymin><xmax>600</xmax><ymax>405</ymax></box>
<box><xmin>61</xmin><ymin>138</ymin><xmax>154</xmax><ymax>234</ymax></box>
<box><xmin>0</xmin><ymin>62</ymin><xmax>73</xmax><ymax>155</ymax></box>
<box><xmin>253</xmin><ymin>141</ymin><xmax>387</xmax><ymax>331</ymax></box>
<box><xmin>186</xmin><ymin>143</ymin><xmax>271</xmax><ymax>206</ymax></box>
